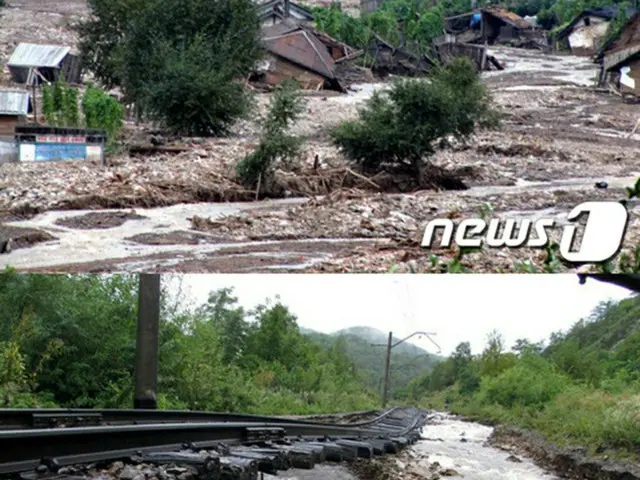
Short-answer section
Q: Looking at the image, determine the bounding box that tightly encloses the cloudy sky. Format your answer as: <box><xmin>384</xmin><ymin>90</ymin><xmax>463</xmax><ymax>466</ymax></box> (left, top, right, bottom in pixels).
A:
<box><xmin>166</xmin><ymin>274</ymin><xmax>633</xmax><ymax>355</ymax></box>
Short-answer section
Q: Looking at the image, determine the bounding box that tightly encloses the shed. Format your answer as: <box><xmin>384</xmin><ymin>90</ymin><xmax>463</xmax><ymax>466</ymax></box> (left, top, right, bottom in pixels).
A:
<box><xmin>552</xmin><ymin>7</ymin><xmax>633</xmax><ymax>56</ymax></box>
<box><xmin>480</xmin><ymin>7</ymin><xmax>534</xmax><ymax>44</ymax></box>
<box><xmin>0</xmin><ymin>90</ymin><xmax>32</xmax><ymax>137</ymax></box>
<box><xmin>8</xmin><ymin>43</ymin><xmax>82</xmax><ymax>85</ymax></box>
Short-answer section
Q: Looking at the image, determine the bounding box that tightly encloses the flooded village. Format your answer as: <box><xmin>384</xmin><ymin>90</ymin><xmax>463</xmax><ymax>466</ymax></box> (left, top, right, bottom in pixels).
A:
<box><xmin>0</xmin><ymin>0</ymin><xmax>638</xmax><ymax>273</ymax></box>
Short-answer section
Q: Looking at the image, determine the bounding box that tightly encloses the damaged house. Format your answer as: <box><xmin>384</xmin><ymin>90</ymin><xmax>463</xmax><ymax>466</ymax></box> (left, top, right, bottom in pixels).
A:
<box><xmin>596</xmin><ymin>12</ymin><xmax>640</xmax><ymax>96</ymax></box>
<box><xmin>552</xmin><ymin>7</ymin><xmax>638</xmax><ymax>56</ymax></box>
<box><xmin>257</xmin><ymin>0</ymin><xmax>314</xmax><ymax>26</ymax></box>
<box><xmin>367</xmin><ymin>34</ymin><xmax>435</xmax><ymax>76</ymax></box>
<box><xmin>255</xmin><ymin>19</ymin><xmax>363</xmax><ymax>91</ymax></box>
<box><xmin>444</xmin><ymin>7</ymin><xmax>541</xmax><ymax>47</ymax></box>
<box><xmin>8</xmin><ymin>43</ymin><xmax>82</xmax><ymax>85</ymax></box>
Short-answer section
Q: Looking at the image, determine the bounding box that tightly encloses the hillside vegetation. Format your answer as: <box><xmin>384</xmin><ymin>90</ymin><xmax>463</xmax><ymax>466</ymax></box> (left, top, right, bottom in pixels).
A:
<box><xmin>303</xmin><ymin>326</ymin><xmax>441</xmax><ymax>399</ymax></box>
<box><xmin>0</xmin><ymin>273</ymin><xmax>380</xmax><ymax>413</ymax></box>
<box><xmin>414</xmin><ymin>295</ymin><xmax>640</xmax><ymax>459</ymax></box>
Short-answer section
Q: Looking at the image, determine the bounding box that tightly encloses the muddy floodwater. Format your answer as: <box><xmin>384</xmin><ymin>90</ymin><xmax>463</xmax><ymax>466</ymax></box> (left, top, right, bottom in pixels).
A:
<box><xmin>261</xmin><ymin>413</ymin><xmax>558</xmax><ymax>479</ymax></box>
<box><xmin>410</xmin><ymin>413</ymin><xmax>558</xmax><ymax>479</ymax></box>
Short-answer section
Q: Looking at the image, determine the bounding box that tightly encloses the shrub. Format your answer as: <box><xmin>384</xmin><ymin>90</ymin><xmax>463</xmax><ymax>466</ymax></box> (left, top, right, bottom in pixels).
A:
<box><xmin>236</xmin><ymin>81</ymin><xmax>306</xmax><ymax>190</ymax></box>
<box><xmin>82</xmin><ymin>84</ymin><xmax>125</xmax><ymax>148</ymax></box>
<box><xmin>330</xmin><ymin>57</ymin><xmax>498</xmax><ymax>182</ymax></box>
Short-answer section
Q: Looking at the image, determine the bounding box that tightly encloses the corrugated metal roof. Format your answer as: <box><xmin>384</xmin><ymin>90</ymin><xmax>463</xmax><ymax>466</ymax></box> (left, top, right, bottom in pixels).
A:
<box><xmin>8</xmin><ymin>43</ymin><xmax>71</xmax><ymax>68</ymax></box>
<box><xmin>0</xmin><ymin>90</ymin><xmax>30</xmax><ymax>116</ymax></box>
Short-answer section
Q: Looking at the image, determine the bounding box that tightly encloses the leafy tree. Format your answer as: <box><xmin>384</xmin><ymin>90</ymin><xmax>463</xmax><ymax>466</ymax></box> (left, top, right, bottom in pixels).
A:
<box><xmin>82</xmin><ymin>85</ymin><xmax>125</xmax><ymax>145</ymax></box>
<box><xmin>78</xmin><ymin>0</ymin><xmax>262</xmax><ymax>135</ymax></box>
<box><xmin>331</xmin><ymin>58</ymin><xmax>498</xmax><ymax>182</ymax></box>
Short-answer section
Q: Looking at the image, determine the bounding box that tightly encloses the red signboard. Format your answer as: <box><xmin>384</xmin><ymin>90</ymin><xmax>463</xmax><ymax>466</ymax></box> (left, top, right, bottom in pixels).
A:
<box><xmin>36</xmin><ymin>135</ymin><xmax>85</xmax><ymax>144</ymax></box>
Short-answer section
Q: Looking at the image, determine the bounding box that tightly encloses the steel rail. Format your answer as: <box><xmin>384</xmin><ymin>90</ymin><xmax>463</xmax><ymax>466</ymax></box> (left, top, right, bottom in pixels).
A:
<box><xmin>0</xmin><ymin>408</ymin><xmax>429</xmax><ymax>476</ymax></box>
<box><xmin>0</xmin><ymin>407</ymin><xmax>399</xmax><ymax>430</ymax></box>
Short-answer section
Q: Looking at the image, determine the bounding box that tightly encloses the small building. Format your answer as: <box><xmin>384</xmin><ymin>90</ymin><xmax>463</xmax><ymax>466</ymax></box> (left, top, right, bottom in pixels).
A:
<box><xmin>8</xmin><ymin>43</ymin><xmax>82</xmax><ymax>85</ymax></box>
<box><xmin>479</xmin><ymin>7</ymin><xmax>535</xmax><ymax>44</ymax></box>
<box><xmin>445</xmin><ymin>7</ymin><xmax>539</xmax><ymax>46</ymax></box>
<box><xmin>597</xmin><ymin>12</ymin><xmax>640</xmax><ymax>95</ymax></box>
<box><xmin>0</xmin><ymin>90</ymin><xmax>31</xmax><ymax>138</ymax></box>
<box><xmin>552</xmin><ymin>7</ymin><xmax>629</xmax><ymax>56</ymax></box>
<box><xmin>15</xmin><ymin>125</ymin><xmax>107</xmax><ymax>164</ymax></box>
<box><xmin>258</xmin><ymin>0</ymin><xmax>314</xmax><ymax>26</ymax></box>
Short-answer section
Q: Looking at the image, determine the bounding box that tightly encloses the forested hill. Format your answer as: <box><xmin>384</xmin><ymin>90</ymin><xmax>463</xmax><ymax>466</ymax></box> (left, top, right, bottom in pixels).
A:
<box><xmin>302</xmin><ymin>326</ymin><xmax>442</xmax><ymax>398</ymax></box>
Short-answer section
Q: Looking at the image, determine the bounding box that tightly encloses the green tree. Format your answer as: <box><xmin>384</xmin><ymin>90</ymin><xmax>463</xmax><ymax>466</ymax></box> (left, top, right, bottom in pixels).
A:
<box><xmin>79</xmin><ymin>0</ymin><xmax>262</xmax><ymax>135</ymax></box>
<box><xmin>331</xmin><ymin>58</ymin><xmax>498</xmax><ymax>182</ymax></box>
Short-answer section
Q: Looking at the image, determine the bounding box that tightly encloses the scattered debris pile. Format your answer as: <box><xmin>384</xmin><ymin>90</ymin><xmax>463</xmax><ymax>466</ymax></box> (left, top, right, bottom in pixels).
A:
<box><xmin>254</xmin><ymin>19</ymin><xmax>363</xmax><ymax>91</ymax></box>
<box><xmin>367</xmin><ymin>34</ymin><xmax>436</xmax><ymax>76</ymax></box>
<box><xmin>434</xmin><ymin>41</ymin><xmax>504</xmax><ymax>71</ymax></box>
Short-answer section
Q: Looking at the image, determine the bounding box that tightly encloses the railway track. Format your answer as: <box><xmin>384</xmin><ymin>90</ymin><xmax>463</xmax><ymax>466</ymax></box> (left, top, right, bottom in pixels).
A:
<box><xmin>0</xmin><ymin>407</ymin><xmax>428</xmax><ymax>479</ymax></box>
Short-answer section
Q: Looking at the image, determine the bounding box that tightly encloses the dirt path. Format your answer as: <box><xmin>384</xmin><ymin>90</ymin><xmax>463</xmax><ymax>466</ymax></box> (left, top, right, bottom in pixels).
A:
<box><xmin>0</xmin><ymin>6</ymin><xmax>639</xmax><ymax>273</ymax></box>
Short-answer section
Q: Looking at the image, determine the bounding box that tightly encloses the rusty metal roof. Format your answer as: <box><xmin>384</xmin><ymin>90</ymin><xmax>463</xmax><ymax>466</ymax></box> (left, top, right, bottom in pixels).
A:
<box><xmin>8</xmin><ymin>43</ymin><xmax>71</xmax><ymax>68</ymax></box>
<box><xmin>0</xmin><ymin>90</ymin><xmax>30</xmax><ymax>116</ymax></box>
<box><xmin>262</xmin><ymin>30</ymin><xmax>336</xmax><ymax>78</ymax></box>
<box><xmin>483</xmin><ymin>7</ymin><xmax>532</xmax><ymax>30</ymax></box>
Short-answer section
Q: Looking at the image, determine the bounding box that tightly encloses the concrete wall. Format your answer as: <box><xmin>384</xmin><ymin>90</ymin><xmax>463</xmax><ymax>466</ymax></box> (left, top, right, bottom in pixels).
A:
<box><xmin>0</xmin><ymin>139</ymin><xmax>18</xmax><ymax>164</ymax></box>
<box><xmin>18</xmin><ymin>142</ymin><xmax>104</xmax><ymax>163</ymax></box>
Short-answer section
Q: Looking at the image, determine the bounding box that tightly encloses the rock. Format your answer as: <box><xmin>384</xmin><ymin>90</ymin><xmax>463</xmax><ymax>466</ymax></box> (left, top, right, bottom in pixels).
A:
<box><xmin>506</xmin><ymin>455</ymin><xmax>522</xmax><ymax>463</ymax></box>
<box><xmin>460</xmin><ymin>438</ymin><xmax>468</xmax><ymax>443</ymax></box>
<box><xmin>120</xmin><ymin>466</ymin><xmax>143</xmax><ymax>480</ymax></box>
<box><xmin>440</xmin><ymin>468</ymin><xmax>461</xmax><ymax>476</ymax></box>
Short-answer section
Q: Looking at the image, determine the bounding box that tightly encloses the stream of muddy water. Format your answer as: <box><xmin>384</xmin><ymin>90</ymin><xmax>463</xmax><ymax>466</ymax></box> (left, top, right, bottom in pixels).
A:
<box><xmin>261</xmin><ymin>413</ymin><xmax>558</xmax><ymax>479</ymax></box>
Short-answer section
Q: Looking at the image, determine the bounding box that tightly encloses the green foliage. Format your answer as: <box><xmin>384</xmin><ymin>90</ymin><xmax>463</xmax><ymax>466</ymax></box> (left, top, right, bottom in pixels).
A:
<box><xmin>331</xmin><ymin>58</ymin><xmax>498</xmax><ymax>181</ymax></box>
<box><xmin>82</xmin><ymin>84</ymin><xmax>125</xmax><ymax>148</ymax></box>
<box><xmin>78</xmin><ymin>0</ymin><xmax>262</xmax><ymax>136</ymax></box>
<box><xmin>236</xmin><ymin>81</ymin><xmax>306</xmax><ymax>188</ymax></box>
<box><xmin>417</xmin><ymin>295</ymin><xmax>640</xmax><ymax>458</ymax></box>
<box><xmin>0</xmin><ymin>273</ymin><xmax>378</xmax><ymax>414</ymax></box>
<box><xmin>42</xmin><ymin>76</ymin><xmax>79</xmax><ymax>127</ymax></box>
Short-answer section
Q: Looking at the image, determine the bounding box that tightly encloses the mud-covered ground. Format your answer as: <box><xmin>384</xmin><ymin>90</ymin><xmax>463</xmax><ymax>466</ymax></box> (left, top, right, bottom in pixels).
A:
<box><xmin>0</xmin><ymin>1</ymin><xmax>639</xmax><ymax>273</ymax></box>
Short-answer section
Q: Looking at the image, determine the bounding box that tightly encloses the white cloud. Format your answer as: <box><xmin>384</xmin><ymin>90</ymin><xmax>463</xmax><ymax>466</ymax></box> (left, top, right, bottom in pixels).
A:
<box><xmin>165</xmin><ymin>274</ymin><xmax>632</xmax><ymax>355</ymax></box>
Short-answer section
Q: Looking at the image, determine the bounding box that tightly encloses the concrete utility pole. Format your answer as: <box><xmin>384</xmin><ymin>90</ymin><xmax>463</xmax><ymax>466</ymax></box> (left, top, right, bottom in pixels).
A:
<box><xmin>134</xmin><ymin>274</ymin><xmax>161</xmax><ymax>410</ymax></box>
<box><xmin>374</xmin><ymin>331</ymin><xmax>441</xmax><ymax>408</ymax></box>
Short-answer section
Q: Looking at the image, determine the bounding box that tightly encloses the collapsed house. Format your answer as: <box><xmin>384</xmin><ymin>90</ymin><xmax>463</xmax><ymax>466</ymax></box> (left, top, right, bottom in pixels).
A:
<box><xmin>596</xmin><ymin>12</ymin><xmax>640</xmax><ymax>96</ymax></box>
<box><xmin>367</xmin><ymin>34</ymin><xmax>436</xmax><ymax>76</ymax></box>
<box><xmin>8</xmin><ymin>43</ymin><xmax>82</xmax><ymax>85</ymax></box>
<box><xmin>256</xmin><ymin>19</ymin><xmax>363</xmax><ymax>91</ymax></box>
<box><xmin>552</xmin><ymin>7</ymin><xmax>638</xmax><ymax>56</ymax></box>
<box><xmin>257</xmin><ymin>0</ymin><xmax>314</xmax><ymax>26</ymax></box>
<box><xmin>444</xmin><ymin>7</ymin><xmax>543</xmax><ymax>48</ymax></box>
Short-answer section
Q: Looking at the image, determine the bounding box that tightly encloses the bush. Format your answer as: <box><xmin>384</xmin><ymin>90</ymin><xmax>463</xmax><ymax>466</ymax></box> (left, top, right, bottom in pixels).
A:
<box><xmin>236</xmin><ymin>81</ymin><xmax>306</xmax><ymax>190</ymax></box>
<box><xmin>82</xmin><ymin>84</ymin><xmax>125</xmax><ymax>149</ymax></box>
<box><xmin>478</xmin><ymin>355</ymin><xmax>570</xmax><ymax>410</ymax></box>
<box><xmin>330</xmin><ymin>57</ymin><xmax>498</xmax><ymax>182</ymax></box>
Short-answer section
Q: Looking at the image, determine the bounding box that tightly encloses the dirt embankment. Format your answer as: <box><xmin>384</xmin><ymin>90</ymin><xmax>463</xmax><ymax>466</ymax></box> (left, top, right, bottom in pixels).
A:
<box><xmin>489</xmin><ymin>426</ymin><xmax>640</xmax><ymax>480</ymax></box>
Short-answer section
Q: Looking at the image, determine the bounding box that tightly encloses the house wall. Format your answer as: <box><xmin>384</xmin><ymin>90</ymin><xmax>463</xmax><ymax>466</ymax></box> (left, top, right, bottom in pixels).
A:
<box><xmin>619</xmin><ymin>57</ymin><xmax>640</xmax><ymax>95</ymax></box>
<box><xmin>0</xmin><ymin>116</ymin><xmax>19</xmax><ymax>137</ymax></box>
<box><xmin>568</xmin><ymin>16</ymin><xmax>610</xmax><ymax>55</ymax></box>
<box><xmin>0</xmin><ymin>140</ymin><xmax>18</xmax><ymax>164</ymax></box>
